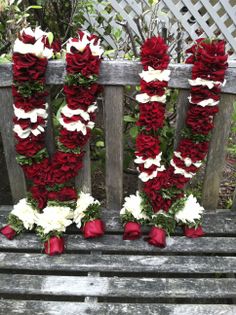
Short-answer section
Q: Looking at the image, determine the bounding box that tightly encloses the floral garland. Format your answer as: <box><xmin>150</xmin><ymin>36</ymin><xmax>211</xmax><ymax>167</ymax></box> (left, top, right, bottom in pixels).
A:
<box><xmin>0</xmin><ymin>27</ymin><xmax>105</xmax><ymax>255</ymax></box>
<box><xmin>120</xmin><ymin>36</ymin><xmax>228</xmax><ymax>247</ymax></box>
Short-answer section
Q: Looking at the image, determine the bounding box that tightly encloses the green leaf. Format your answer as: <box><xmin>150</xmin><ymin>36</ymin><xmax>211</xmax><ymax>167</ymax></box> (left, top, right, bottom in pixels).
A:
<box><xmin>47</xmin><ymin>32</ymin><xmax>54</xmax><ymax>46</ymax></box>
<box><xmin>129</xmin><ymin>126</ymin><xmax>139</xmax><ymax>138</ymax></box>
<box><xmin>124</xmin><ymin>115</ymin><xmax>136</xmax><ymax>123</ymax></box>
<box><xmin>96</xmin><ymin>141</ymin><xmax>104</xmax><ymax>148</ymax></box>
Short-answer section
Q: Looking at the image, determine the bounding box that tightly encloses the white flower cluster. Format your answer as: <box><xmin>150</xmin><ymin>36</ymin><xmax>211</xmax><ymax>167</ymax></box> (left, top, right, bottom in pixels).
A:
<box><xmin>11</xmin><ymin>198</ymin><xmax>38</xmax><ymax>230</ymax></box>
<box><xmin>73</xmin><ymin>192</ymin><xmax>100</xmax><ymax>228</ymax></box>
<box><xmin>139</xmin><ymin>67</ymin><xmax>171</xmax><ymax>83</ymax></box>
<box><xmin>136</xmin><ymin>93</ymin><xmax>166</xmax><ymax>104</ymax></box>
<box><xmin>35</xmin><ymin>206</ymin><xmax>73</xmax><ymax>235</ymax></box>
<box><xmin>13</xmin><ymin>103</ymin><xmax>48</xmax><ymax>139</ymax></box>
<box><xmin>120</xmin><ymin>191</ymin><xmax>148</xmax><ymax>221</ymax></box>
<box><xmin>14</xmin><ymin>27</ymin><xmax>53</xmax><ymax>59</ymax></box>
<box><xmin>170</xmin><ymin>152</ymin><xmax>202</xmax><ymax>179</ymax></box>
<box><xmin>66</xmin><ymin>31</ymin><xmax>104</xmax><ymax>57</ymax></box>
<box><xmin>175</xmin><ymin>194</ymin><xmax>204</xmax><ymax>224</ymax></box>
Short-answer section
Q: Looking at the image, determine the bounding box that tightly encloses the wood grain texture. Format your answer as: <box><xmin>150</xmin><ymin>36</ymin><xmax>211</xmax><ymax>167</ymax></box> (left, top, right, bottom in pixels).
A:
<box><xmin>1</xmin><ymin>61</ymin><xmax>236</xmax><ymax>93</ymax></box>
<box><xmin>0</xmin><ymin>274</ymin><xmax>235</xmax><ymax>298</ymax></box>
<box><xmin>0</xmin><ymin>233</ymin><xmax>236</xmax><ymax>253</ymax></box>
<box><xmin>174</xmin><ymin>89</ymin><xmax>189</xmax><ymax>149</ymax></box>
<box><xmin>104</xmin><ymin>86</ymin><xmax>124</xmax><ymax>210</ymax></box>
<box><xmin>0</xmin><ymin>88</ymin><xmax>26</xmax><ymax>202</ymax></box>
<box><xmin>0</xmin><ymin>253</ymin><xmax>235</xmax><ymax>273</ymax></box>
<box><xmin>75</xmin><ymin>143</ymin><xmax>91</xmax><ymax>193</ymax></box>
<box><xmin>0</xmin><ymin>301</ymin><xmax>235</xmax><ymax>315</ymax></box>
<box><xmin>202</xmin><ymin>94</ymin><xmax>236</xmax><ymax>209</ymax></box>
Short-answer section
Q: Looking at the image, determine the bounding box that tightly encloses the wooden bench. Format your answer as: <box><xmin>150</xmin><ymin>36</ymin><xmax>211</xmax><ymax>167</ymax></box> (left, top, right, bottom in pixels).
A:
<box><xmin>0</xmin><ymin>60</ymin><xmax>236</xmax><ymax>314</ymax></box>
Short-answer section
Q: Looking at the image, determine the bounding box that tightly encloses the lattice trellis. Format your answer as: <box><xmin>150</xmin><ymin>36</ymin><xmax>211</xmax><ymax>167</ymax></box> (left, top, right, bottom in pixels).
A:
<box><xmin>84</xmin><ymin>0</ymin><xmax>236</xmax><ymax>59</ymax></box>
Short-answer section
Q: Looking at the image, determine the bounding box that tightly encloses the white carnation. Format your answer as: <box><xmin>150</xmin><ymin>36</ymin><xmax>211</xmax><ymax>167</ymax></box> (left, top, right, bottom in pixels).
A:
<box><xmin>59</xmin><ymin>117</ymin><xmax>94</xmax><ymax>134</ymax></box>
<box><xmin>134</xmin><ymin>153</ymin><xmax>162</xmax><ymax>169</ymax></box>
<box><xmin>11</xmin><ymin>198</ymin><xmax>37</xmax><ymax>230</ymax></box>
<box><xmin>136</xmin><ymin>93</ymin><xmax>166</xmax><ymax>104</ymax></box>
<box><xmin>120</xmin><ymin>191</ymin><xmax>148</xmax><ymax>220</ymax></box>
<box><xmin>139</xmin><ymin>67</ymin><xmax>171</xmax><ymax>83</ymax></box>
<box><xmin>74</xmin><ymin>192</ymin><xmax>100</xmax><ymax>228</ymax></box>
<box><xmin>13</xmin><ymin>103</ymin><xmax>48</xmax><ymax>123</ymax></box>
<box><xmin>35</xmin><ymin>206</ymin><xmax>73</xmax><ymax>235</ymax></box>
<box><xmin>188</xmin><ymin>78</ymin><xmax>226</xmax><ymax>89</ymax></box>
<box><xmin>175</xmin><ymin>195</ymin><xmax>204</xmax><ymax>224</ymax></box>
<box><xmin>188</xmin><ymin>96</ymin><xmax>219</xmax><ymax>107</ymax></box>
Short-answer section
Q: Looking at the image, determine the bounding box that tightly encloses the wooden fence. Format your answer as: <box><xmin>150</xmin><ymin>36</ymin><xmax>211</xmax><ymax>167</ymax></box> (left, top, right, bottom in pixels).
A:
<box><xmin>0</xmin><ymin>60</ymin><xmax>236</xmax><ymax>210</ymax></box>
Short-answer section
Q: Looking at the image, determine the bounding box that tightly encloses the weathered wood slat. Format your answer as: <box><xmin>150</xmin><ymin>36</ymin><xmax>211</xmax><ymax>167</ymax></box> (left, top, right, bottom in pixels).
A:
<box><xmin>75</xmin><ymin>143</ymin><xmax>91</xmax><ymax>193</ymax></box>
<box><xmin>202</xmin><ymin>94</ymin><xmax>236</xmax><ymax>209</ymax></box>
<box><xmin>0</xmin><ymin>274</ymin><xmax>235</xmax><ymax>298</ymax></box>
<box><xmin>174</xmin><ymin>89</ymin><xmax>190</xmax><ymax>149</ymax></box>
<box><xmin>1</xmin><ymin>208</ymin><xmax>236</xmax><ymax>234</ymax></box>
<box><xmin>0</xmin><ymin>301</ymin><xmax>235</xmax><ymax>315</ymax></box>
<box><xmin>0</xmin><ymin>253</ymin><xmax>235</xmax><ymax>274</ymax></box>
<box><xmin>0</xmin><ymin>88</ymin><xmax>26</xmax><ymax>202</ymax></box>
<box><xmin>104</xmin><ymin>86</ymin><xmax>124</xmax><ymax>210</ymax></box>
<box><xmin>0</xmin><ymin>234</ymin><xmax>236</xmax><ymax>254</ymax></box>
<box><xmin>1</xmin><ymin>61</ymin><xmax>236</xmax><ymax>94</ymax></box>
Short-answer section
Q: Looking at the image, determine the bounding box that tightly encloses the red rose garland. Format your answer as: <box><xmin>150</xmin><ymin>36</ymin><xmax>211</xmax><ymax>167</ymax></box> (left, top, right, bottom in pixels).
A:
<box><xmin>121</xmin><ymin>37</ymin><xmax>228</xmax><ymax>247</ymax></box>
<box><xmin>0</xmin><ymin>28</ymin><xmax>105</xmax><ymax>255</ymax></box>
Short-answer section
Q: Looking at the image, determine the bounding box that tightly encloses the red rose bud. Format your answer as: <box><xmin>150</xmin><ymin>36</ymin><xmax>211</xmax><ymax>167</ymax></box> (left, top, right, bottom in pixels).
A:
<box><xmin>145</xmin><ymin>227</ymin><xmax>166</xmax><ymax>248</ymax></box>
<box><xmin>184</xmin><ymin>225</ymin><xmax>205</xmax><ymax>238</ymax></box>
<box><xmin>82</xmin><ymin>219</ymin><xmax>105</xmax><ymax>239</ymax></box>
<box><xmin>123</xmin><ymin>222</ymin><xmax>142</xmax><ymax>240</ymax></box>
<box><xmin>0</xmin><ymin>225</ymin><xmax>16</xmax><ymax>240</ymax></box>
<box><xmin>44</xmin><ymin>236</ymin><xmax>65</xmax><ymax>256</ymax></box>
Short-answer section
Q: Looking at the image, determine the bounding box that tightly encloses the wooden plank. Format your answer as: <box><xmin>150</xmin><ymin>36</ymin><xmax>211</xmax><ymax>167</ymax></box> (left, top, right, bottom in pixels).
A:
<box><xmin>0</xmin><ymin>274</ymin><xmax>235</xmax><ymax>298</ymax></box>
<box><xmin>174</xmin><ymin>89</ymin><xmax>189</xmax><ymax>149</ymax></box>
<box><xmin>1</xmin><ymin>61</ymin><xmax>236</xmax><ymax>94</ymax></box>
<box><xmin>0</xmin><ymin>234</ymin><xmax>236</xmax><ymax>254</ymax></box>
<box><xmin>0</xmin><ymin>88</ymin><xmax>26</xmax><ymax>203</ymax></box>
<box><xmin>104</xmin><ymin>86</ymin><xmax>124</xmax><ymax>210</ymax></box>
<box><xmin>0</xmin><ymin>253</ymin><xmax>236</xmax><ymax>274</ymax></box>
<box><xmin>1</xmin><ymin>208</ymin><xmax>236</xmax><ymax>234</ymax></box>
<box><xmin>75</xmin><ymin>143</ymin><xmax>91</xmax><ymax>193</ymax></box>
<box><xmin>202</xmin><ymin>94</ymin><xmax>235</xmax><ymax>209</ymax></box>
<box><xmin>45</xmin><ymin>94</ymin><xmax>56</xmax><ymax>157</ymax></box>
<box><xmin>0</xmin><ymin>301</ymin><xmax>235</xmax><ymax>315</ymax></box>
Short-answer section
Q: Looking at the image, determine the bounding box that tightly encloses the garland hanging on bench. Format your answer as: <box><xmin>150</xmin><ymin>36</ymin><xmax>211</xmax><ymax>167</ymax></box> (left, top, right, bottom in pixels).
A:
<box><xmin>120</xmin><ymin>36</ymin><xmax>228</xmax><ymax>247</ymax></box>
<box><xmin>0</xmin><ymin>27</ymin><xmax>105</xmax><ymax>255</ymax></box>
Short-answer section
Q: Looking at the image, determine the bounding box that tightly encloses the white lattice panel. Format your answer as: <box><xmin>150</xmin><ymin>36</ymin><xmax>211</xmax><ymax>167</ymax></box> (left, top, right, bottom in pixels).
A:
<box><xmin>84</xmin><ymin>0</ymin><xmax>236</xmax><ymax>59</ymax></box>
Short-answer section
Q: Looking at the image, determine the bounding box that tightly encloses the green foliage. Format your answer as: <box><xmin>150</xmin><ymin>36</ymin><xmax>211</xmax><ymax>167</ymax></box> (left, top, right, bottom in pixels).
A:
<box><xmin>151</xmin><ymin>212</ymin><xmax>176</xmax><ymax>235</ymax></box>
<box><xmin>47</xmin><ymin>200</ymin><xmax>77</xmax><ymax>209</ymax></box>
<box><xmin>15</xmin><ymin>80</ymin><xmax>45</xmax><ymax>98</ymax></box>
<box><xmin>16</xmin><ymin>148</ymin><xmax>48</xmax><ymax>166</ymax></box>
<box><xmin>65</xmin><ymin>73</ymin><xmax>98</xmax><ymax>86</ymax></box>
<box><xmin>57</xmin><ymin>140</ymin><xmax>81</xmax><ymax>154</ymax></box>
<box><xmin>36</xmin><ymin>226</ymin><xmax>62</xmax><ymax>242</ymax></box>
<box><xmin>81</xmin><ymin>203</ymin><xmax>101</xmax><ymax>224</ymax></box>
<box><xmin>7</xmin><ymin>213</ymin><xmax>25</xmax><ymax>234</ymax></box>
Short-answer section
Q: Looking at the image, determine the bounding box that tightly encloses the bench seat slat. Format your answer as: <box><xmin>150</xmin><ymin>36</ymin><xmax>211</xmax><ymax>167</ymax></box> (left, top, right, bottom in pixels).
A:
<box><xmin>0</xmin><ymin>234</ymin><xmax>236</xmax><ymax>253</ymax></box>
<box><xmin>0</xmin><ymin>253</ymin><xmax>236</xmax><ymax>274</ymax></box>
<box><xmin>0</xmin><ymin>274</ymin><xmax>235</xmax><ymax>298</ymax></box>
<box><xmin>1</xmin><ymin>208</ymin><xmax>236</xmax><ymax>234</ymax></box>
<box><xmin>0</xmin><ymin>301</ymin><xmax>235</xmax><ymax>315</ymax></box>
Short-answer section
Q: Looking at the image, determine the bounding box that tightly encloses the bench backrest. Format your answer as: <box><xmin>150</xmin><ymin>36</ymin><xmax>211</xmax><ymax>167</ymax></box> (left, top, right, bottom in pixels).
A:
<box><xmin>0</xmin><ymin>60</ymin><xmax>236</xmax><ymax>210</ymax></box>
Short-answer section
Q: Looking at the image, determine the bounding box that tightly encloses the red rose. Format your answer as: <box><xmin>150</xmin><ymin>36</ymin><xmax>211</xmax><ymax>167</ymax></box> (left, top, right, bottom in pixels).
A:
<box><xmin>82</xmin><ymin>219</ymin><xmax>105</xmax><ymax>238</ymax></box>
<box><xmin>44</xmin><ymin>236</ymin><xmax>65</xmax><ymax>255</ymax></box>
<box><xmin>145</xmin><ymin>227</ymin><xmax>166</xmax><ymax>248</ymax></box>
<box><xmin>183</xmin><ymin>225</ymin><xmax>205</xmax><ymax>238</ymax></box>
<box><xmin>0</xmin><ymin>225</ymin><xmax>16</xmax><ymax>240</ymax></box>
<box><xmin>140</xmin><ymin>80</ymin><xmax>167</xmax><ymax>96</ymax></box>
<box><xmin>48</xmin><ymin>187</ymin><xmax>77</xmax><ymax>202</ymax></box>
<box><xmin>15</xmin><ymin>135</ymin><xmax>44</xmax><ymax>157</ymax></box>
<box><xmin>137</xmin><ymin>102</ymin><xmax>165</xmax><ymax>131</ymax></box>
<box><xmin>123</xmin><ymin>222</ymin><xmax>142</xmax><ymax>240</ymax></box>
<box><xmin>136</xmin><ymin>133</ymin><xmax>160</xmax><ymax>159</ymax></box>
<box><xmin>30</xmin><ymin>185</ymin><xmax>48</xmax><ymax>209</ymax></box>
<box><xmin>59</xmin><ymin>128</ymin><xmax>91</xmax><ymax>149</ymax></box>
<box><xmin>141</xmin><ymin>36</ymin><xmax>169</xmax><ymax>70</ymax></box>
